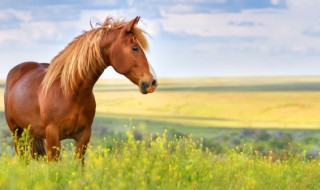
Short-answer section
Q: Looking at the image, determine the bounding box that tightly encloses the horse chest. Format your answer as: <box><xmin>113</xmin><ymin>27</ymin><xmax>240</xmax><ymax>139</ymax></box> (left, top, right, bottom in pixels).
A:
<box><xmin>48</xmin><ymin>108</ymin><xmax>92</xmax><ymax>139</ymax></box>
<box><xmin>41</xmin><ymin>98</ymin><xmax>95</xmax><ymax>139</ymax></box>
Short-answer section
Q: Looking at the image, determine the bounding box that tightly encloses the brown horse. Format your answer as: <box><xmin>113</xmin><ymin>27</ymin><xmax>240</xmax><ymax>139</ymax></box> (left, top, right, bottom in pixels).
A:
<box><xmin>4</xmin><ymin>16</ymin><xmax>157</xmax><ymax>163</ymax></box>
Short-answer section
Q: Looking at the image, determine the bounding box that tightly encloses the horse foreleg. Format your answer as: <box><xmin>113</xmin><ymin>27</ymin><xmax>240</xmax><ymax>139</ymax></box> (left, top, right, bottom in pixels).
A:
<box><xmin>45</xmin><ymin>125</ymin><xmax>61</xmax><ymax>161</ymax></box>
<box><xmin>75</xmin><ymin>127</ymin><xmax>91</xmax><ymax>165</ymax></box>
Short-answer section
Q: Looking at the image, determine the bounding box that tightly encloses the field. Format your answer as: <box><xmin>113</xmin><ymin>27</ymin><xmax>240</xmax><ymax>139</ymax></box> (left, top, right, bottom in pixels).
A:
<box><xmin>91</xmin><ymin>77</ymin><xmax>320</xmax><ymax>157</ymax></box>
<box><xmin>1</xmin><ymin>76</ymin><xmax>320</xmax><ymax>189</ymax></box>
<box><xmin>94</xmin><ymin>77</ymin><xmax>320</xmax><ymax>130</ymax></box>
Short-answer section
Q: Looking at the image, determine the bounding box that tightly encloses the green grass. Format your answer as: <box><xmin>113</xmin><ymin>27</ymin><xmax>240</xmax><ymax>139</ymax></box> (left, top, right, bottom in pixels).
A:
<box><xmin>1</xmin><ymin>131</ymin><xmax>320</xmax><ymax>190</ymax></box>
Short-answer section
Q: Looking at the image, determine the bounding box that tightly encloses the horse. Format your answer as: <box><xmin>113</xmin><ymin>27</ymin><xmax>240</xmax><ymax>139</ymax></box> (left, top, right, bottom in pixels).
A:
<box><xmin>4</xmin><ymin>16</ymin><xmax>158</xmax><ymax>163</ymax></box>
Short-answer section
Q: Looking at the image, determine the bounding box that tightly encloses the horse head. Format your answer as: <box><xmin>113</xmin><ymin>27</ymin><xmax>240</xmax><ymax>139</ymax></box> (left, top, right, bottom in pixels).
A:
<box><xmin>101</xmin><ymin>16</ymin><xmax>158</xmax><ymax>94</ymax></box>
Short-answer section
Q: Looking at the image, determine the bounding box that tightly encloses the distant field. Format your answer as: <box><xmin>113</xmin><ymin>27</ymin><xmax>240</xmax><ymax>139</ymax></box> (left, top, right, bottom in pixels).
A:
<box><xmin>92</xmin><ymin>77</ymin><xmax>320</xmax><ymax>134</ymax></box>
<box><xmin>1</xmin><ymin>76</ymin><xmax>320</xmax><ymax>137</ymax></box>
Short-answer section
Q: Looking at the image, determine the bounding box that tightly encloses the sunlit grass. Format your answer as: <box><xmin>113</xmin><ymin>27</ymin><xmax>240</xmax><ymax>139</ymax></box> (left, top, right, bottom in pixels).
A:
<box><xmin>94</xmin><ymin>77</ymin><xmax>320</xmax><ymax>129</ymax></box>
<box><xmin>1</xmin><ymin>130</ymin><xmax>320</xmax><ymax>190</ymax></box>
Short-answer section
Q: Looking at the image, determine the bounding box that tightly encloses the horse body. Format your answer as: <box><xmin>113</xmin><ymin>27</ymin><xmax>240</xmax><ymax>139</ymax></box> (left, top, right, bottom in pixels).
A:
<box><xmin>5</xmin><ymin>62</ymin><xmax>46</xmax><ymax>134</ymax></box>
<box><xmin>5</xmin><ymin>61</ymin><xmax>96</xmax><ymax>160</ymax></box>
<box><xmin>4</xmin><ymin>16</ymin><xmax>157</xmax><ymax>163</ymax></box>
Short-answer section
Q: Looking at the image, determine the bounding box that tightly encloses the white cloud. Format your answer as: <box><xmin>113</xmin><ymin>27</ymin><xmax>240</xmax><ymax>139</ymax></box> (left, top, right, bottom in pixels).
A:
<box><xmin>0</xmin><ymin>11</ymin><xmax>12</xmax><ymax>21</ymax></box>
<box><xmin>0</xmin><ymin>20</ymin><xmax>75</xmax><ymax>44</ymax></box>
<box><xmin>77</xmin><ymin>9</ymin><xmax>162</xmax><ymax>37</ymax></box>
<box><xmin>0</xmin><ymin>29</ymin><xmax>22</xmax><ymax>42</ymax></box>
<box><xmin>90</xmin><ymin>0</ymin><xmax>118</xmax><ymax>6</ymax></box>
<box><xmin>286</xmin><ymin>0</ymin><xmax>320</xmax><ymax>6</ymax></box>
<box><xmin>22</xmin><ymin>21</ymin><xmax>71</xmax><ymax>41</ymax></box>
<box><xmin>292</xmin><ymin>45</ymin><xmax>308</xmax><ymax>53</ymax></box>
<box><xmin>139</xmin><ymin>19</ymin><xmax>162</xmax><ymax>37</ymax></box>
<box><xmin>0</xmin><ymin>9</ymin><xmax>32</xmax><ymax>22</ymax></box>
<box><xmin>303</xmin><ymin>23</ymin><xmax>320</xmax><ymax>37</ymax></box>
<box><xmin>176</xmin><ymin>0</ymin><xmax>225</xmax><ymax>3</ymax></box>
<box><xmin>163</xmin><ymin>4</ymin><xmax>195</xmax><ymax>14</ymax></box>
<box><xmin>159</xmin><ymin>2</ymin><xmax>320</xmax><ymax>56</ymax></box>
<box><xmin>270</xmin><ymin>0</ymin><xmax>281</xmax><ymax>5</ymax></box>
<box><xmin>77</xmin><ymin>10</ymin><xmax>120</xmax><ymax>30</ymax></box>
<box><xmin>160</xmin><ymin>12</ymin><xmax>215</xmax><ymax>37</ymax></box>
<box><xmin>0</xmin><ymin>8</ymin><xmax>161</xmax><ymax>51</ymax></box>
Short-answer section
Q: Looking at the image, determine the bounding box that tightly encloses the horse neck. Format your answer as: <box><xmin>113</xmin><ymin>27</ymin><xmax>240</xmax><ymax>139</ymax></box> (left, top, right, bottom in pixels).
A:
<box><xmin>76</xmin><ymin>29</ymin><xmax>118</xmax><ymax>95</ymax></box>
<box><xmin>76</xmin><ymin>63</ymin><xmax>107</xmax><ymax>95</ymax></box>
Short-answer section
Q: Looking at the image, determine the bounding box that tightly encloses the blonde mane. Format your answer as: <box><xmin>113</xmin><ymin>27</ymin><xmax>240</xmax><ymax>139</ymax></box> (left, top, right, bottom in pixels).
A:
<box><xmin>41</xmin><ymin>16</ymin><xmax>149</xmax><ymax>96</ymax></box>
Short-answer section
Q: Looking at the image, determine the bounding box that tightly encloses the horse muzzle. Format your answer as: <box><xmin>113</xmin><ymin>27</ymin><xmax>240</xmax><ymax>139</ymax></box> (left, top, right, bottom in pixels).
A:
<box><xmin>140</xmin><ymin>79</ymin><xmax>158</xmax><ymax>94</ymax></box>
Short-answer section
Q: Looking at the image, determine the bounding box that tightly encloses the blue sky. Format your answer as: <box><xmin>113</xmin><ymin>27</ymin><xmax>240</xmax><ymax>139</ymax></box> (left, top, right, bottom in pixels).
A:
<box><xmin>0</xmin><ymin>0</ymin><xmax>319</xmax><ymax>78</ymax></box>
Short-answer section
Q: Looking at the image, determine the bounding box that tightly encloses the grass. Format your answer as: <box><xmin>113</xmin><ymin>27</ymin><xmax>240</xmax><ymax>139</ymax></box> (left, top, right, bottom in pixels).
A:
<box><xmin>1</xmin><ymin>76</ymin><xmax>320</xmax><ymax>189</ymax></box>
<box><xmin>1</xmin><ymin>130</ymin><xmax>320</xmax><ymax>190</ymax></box>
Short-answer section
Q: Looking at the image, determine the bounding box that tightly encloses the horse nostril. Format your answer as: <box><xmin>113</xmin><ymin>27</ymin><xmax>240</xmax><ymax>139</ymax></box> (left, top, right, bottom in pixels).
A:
<box><xmin>140</xmin><ymin>81</ymin><xmax>148</xmax><ymax>94</ymax></box>
<box><xmin>141</xmin><ymin>81</ymin><xmax>148</xmax><ymax>89</ymax></box>
<box><xmin>151</xmin><ymin>79</ymin><xmax>157</xmax><ymax>86</ymax></box>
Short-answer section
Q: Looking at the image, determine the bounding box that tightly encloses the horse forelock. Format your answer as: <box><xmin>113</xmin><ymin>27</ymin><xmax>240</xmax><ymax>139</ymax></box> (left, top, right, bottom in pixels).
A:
<box><xmin>41</xmin><ymin>16</ymin><xmax>149</xmax><ymax>96</ymax></box>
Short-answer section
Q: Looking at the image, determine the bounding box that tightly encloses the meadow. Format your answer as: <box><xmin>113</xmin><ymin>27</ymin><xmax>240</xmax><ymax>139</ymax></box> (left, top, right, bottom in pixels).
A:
<box><xmin>1</xmin><ymin>130</ymin><xmax>320</xmax><ymax>190</ymax></box>
<box><xmin>1</xmin><ymin>76</ymin><xmax>320</xmax><ymax>189</ymax></box>
<box><xmin>91</xmin><ymin>77</ymin><xmax>320</xmax><ymax>157</ymax></box>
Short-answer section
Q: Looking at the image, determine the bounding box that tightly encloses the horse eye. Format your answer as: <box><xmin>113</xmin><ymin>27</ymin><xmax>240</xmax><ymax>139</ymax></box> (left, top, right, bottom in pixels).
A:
<box><xmin>132</xmin><ymin>46</ymin><xmax>138</xmax><ymax>52</ymax></box>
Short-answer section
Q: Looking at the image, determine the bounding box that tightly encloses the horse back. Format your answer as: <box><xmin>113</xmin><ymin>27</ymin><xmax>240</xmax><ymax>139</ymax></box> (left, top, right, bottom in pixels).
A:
<box><xmin>6</xmin><ymin>62</ymin><xmax>48</xmax><ymax>90</ymax></box>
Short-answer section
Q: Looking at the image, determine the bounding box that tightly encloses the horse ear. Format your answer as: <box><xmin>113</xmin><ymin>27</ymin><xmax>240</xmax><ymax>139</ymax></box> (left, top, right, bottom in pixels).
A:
<box><xmin>124</xmin><ymin>16</ymin><xmax>140</xmax><ymax>33</ymax></box>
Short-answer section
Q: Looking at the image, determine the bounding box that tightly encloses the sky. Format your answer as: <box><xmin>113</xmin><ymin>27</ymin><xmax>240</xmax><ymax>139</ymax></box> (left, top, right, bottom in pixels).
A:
<box><xmin>0</xmin><ymin>0</ymin><xmax>319</xmax><ymax>79</ymax></box>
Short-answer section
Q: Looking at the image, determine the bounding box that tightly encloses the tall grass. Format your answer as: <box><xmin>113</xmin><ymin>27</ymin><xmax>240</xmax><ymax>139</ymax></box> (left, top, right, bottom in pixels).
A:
<box><xmin>1</xmin><ymin>130</ymin><xmax>320</xmax><ymax>190</ymax></box>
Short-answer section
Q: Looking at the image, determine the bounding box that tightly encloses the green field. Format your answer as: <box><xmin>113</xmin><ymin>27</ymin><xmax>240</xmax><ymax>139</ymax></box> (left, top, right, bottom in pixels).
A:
<box><xmin>1</xmin><ymin>76</ymin><xmax>320</xmax><ymax>189</ymax></box>
<box><xmin>1</xmin><ymin>131</ymin><xmax>320</xmax><ymax>190</ymax></box>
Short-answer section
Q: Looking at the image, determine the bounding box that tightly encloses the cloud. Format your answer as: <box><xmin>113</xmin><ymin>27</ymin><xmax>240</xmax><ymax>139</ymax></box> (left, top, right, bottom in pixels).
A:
<box><xmin>302</xmin><ymin>24</ymin><xmax>320</xmax><ymax>38</ymax></box>
<box><xmin>0</xmin><ymin>9</ymin><xmax>32</xmax><ymax>22</ymax></box>
<box><xmin>90</xmin><ymin>0</ymin><xmax>119</xmax><ymax>6</ymax></box>
<box><xmin>164</xmin><ymin>4</ymin><xmax>195</xmax><ymax>14</ymax></box>
<box><xmin>158</xmin><ymin>0</ymin><xmax>320</xmax><ymax>58</ymax></box>
<box><xmin>160</xmin><ymin>0</ymin><xmax>287</xmax><ymax>14</ymax></box>
<box><xmin>0</xmin><ymin>7</ymin><xmax>160</xmax><ymax>48</ymax></box>
<box><xmin>271</xmin><ymin>0</ymin><xmax>281</xmax><ymax>5</ymax></box>
<box><xmin>0</xmin><ymin>0</ymin><xmax>122</xmax><ymax>7</ymax></box>
<box><xmin>227</xmin><ymin>20</ymin><xmax>263</xmax><ymax>27</ymax></box>
<box><xmin>286</xmin><ymin>0</ymin><xmax>320</xmax><ymax>6</ymax></box>
<box><xmin>28</xmin><ymin>5</ymin><xmax>81</xmax><ymax>22</ymax></box>
<box><xmin>0</xmin><ymin>8</ymin><xmax>79</xmax><ymax>45</ymax></box>
<box><xmin>0</xmin><ymin>20</ymin><xmax>76</xmax><ymax>45</ymax></box>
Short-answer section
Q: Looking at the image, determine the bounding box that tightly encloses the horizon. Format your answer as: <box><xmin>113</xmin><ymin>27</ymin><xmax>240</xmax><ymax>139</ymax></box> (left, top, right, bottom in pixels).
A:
<box><xmin>1</xmin><ymin>75</ymin><xmax>320</xmax><ymax>82</ymax></box>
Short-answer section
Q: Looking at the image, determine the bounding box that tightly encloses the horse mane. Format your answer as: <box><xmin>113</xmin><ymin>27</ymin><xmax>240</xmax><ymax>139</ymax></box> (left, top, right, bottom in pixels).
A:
<box><xmin>41</xmin><ymin>16</ymin><xmax>149</xmax><ymax>96</ymax></box>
